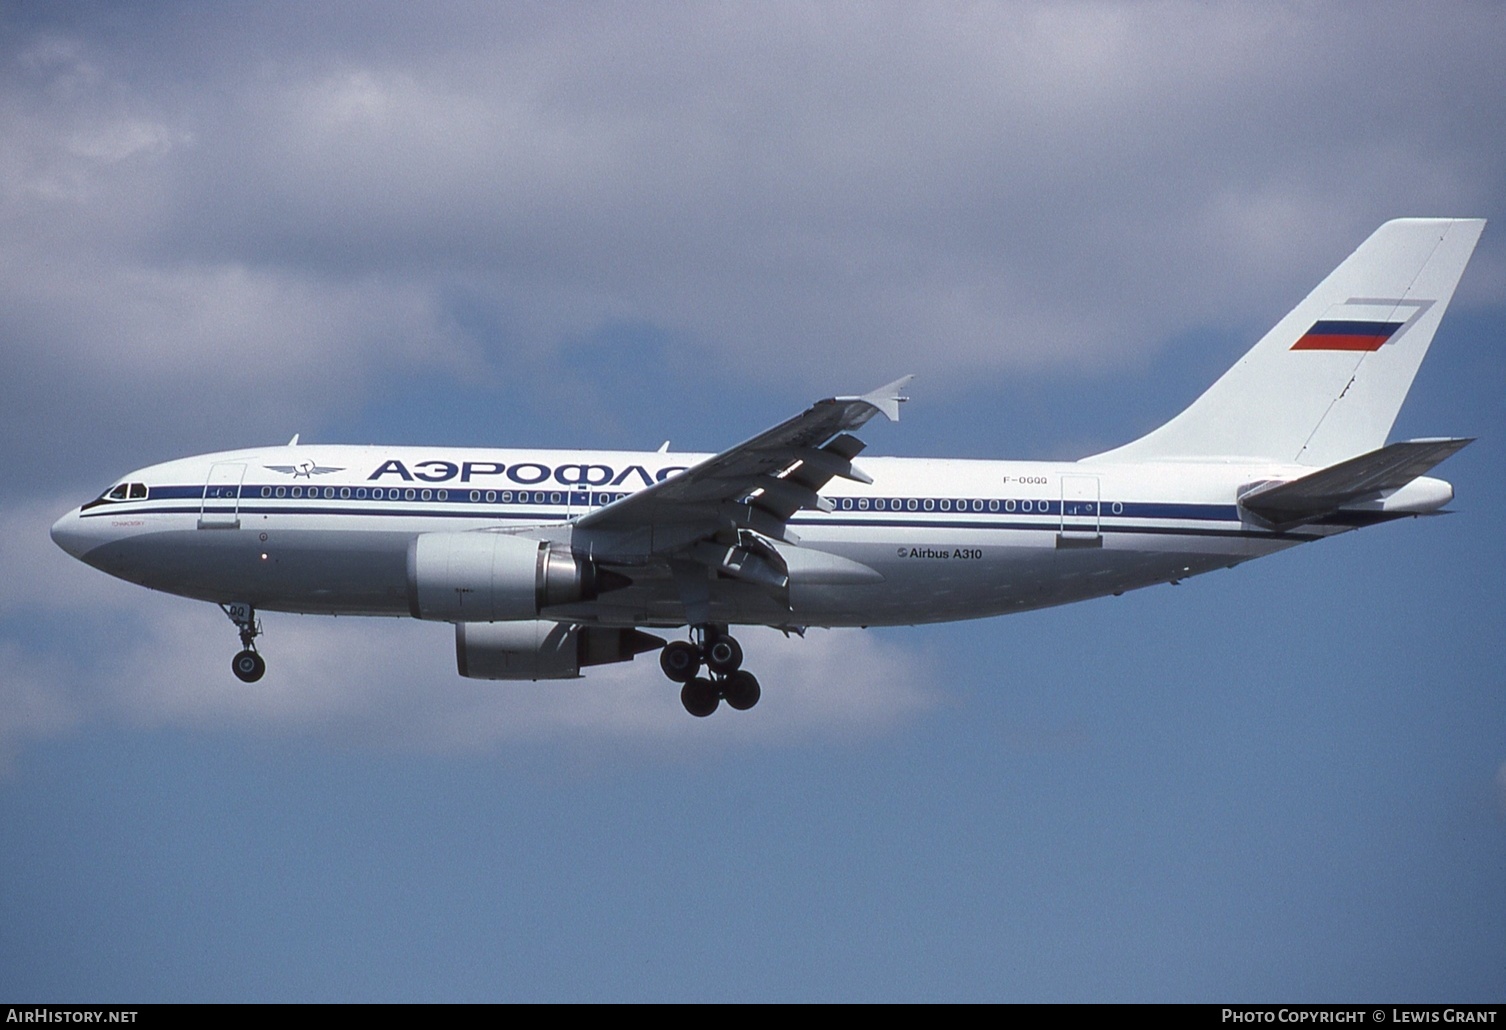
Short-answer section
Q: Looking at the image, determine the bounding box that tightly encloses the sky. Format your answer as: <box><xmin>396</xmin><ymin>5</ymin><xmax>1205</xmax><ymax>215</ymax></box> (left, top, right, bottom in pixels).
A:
<box><xmin>1</xmin><ymin>0</ymin><xmax>1503</xmax><ymax>1002</ymax></box>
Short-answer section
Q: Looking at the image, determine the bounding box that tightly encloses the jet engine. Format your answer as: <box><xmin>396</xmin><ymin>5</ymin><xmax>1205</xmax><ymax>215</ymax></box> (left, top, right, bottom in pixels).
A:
<box><xmin>406</xmin><ymin>531</ymin><xmax>621</xmax><ymax>622</ymax></box>
<box><xmin>456</xmin><ymin>620</ymin><xmax>664</xmax><ymax>680</ymax></box>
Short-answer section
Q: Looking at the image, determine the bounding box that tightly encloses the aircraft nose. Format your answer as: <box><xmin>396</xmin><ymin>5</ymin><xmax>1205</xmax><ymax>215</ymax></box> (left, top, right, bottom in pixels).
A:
<box><xmin>51</xmin><ymin>509</ymin><xmax>89</xmax><ymax>560</ymax></box>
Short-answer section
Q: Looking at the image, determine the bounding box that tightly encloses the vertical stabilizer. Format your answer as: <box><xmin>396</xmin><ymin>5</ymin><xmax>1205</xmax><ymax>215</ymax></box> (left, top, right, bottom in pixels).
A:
<box><xmin>1086</xmin><ymin>218</ymin><xmax>1484</xmax><ymax>466</ymax></box>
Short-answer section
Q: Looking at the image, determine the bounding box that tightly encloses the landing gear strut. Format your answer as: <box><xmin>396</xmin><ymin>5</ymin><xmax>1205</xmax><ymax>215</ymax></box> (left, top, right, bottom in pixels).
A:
<box><xmin>221</xmin><ymin>602</ymin><xmax>266</xmax><ymax>683</ymax></box>
<box><xmin>663</xmin><ymin>625</ymin><xmax>760</xmax><ymax>717</ymax></box>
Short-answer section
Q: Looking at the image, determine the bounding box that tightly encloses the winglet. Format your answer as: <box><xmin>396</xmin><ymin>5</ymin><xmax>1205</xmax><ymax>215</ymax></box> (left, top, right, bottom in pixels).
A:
<box><xmin>840</xmin><ymin>375</ymin><xmax>913</xmax><ymax>423</ymax></box>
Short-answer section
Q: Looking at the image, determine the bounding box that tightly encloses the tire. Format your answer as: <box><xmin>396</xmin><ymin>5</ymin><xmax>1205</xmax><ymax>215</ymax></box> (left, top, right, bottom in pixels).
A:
<box><xmin>722</xmin><ymin>670</ymin><xmax>761</xmax><ymax>711</ymax></box>
<box><xmin>660</xmin><ymin>640</ymin><xmax>701</xmax><ymax>682</ymax></box>
<box><xmin>705</xmin><ymin>635</ymin><xmax>743</xmax><ymax>675</ymax></box>
<box><xmin>680</xmin><ymin>677</ymin><xmax>720</xmax><ymax>717</ymax></box>
<box><xmin>232</xmin><ymin>649</ymin><xmax>265</xmax><ymax>683</ymax></box>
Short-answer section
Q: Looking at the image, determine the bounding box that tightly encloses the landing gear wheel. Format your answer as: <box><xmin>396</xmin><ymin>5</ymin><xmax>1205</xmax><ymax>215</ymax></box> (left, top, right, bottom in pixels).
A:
<box><xmin>722</xmin><ymin>670</ymin><xmax>761</xmax><ymax>711</ymax></box>
<box><xmin>660</xmin><ymin>640</ymin><xmax>702</xmax><ymax>682</ymax></box>
<box><xmin>705</xmin><ymin>635</ymin><xmax>743</xmax><ymax>675</ymax></box>
<box><xmin>680</xmin><ymin>677</ymin><xmax>720</xmax><ymax>717</ymax></box>
<box><xmin>232</xmin><ymin>649</ymin><xmax>266</xmax><ymax>683</ymax></box>
<box><xmin>221</xmin><ymin>602</ymin><xmax>266</xmax><ymax>683</ymax></box>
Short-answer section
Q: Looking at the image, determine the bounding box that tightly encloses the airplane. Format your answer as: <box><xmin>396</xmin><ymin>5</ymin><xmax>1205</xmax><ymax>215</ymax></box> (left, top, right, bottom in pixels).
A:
<box><xmin>51</xmin><ymin>217</ymin><xmax>1484</xmax><ymax>717</ymax></box>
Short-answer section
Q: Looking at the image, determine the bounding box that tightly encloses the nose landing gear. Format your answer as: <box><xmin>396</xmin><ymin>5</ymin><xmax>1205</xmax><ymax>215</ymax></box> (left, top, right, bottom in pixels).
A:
<box><xmin>662</xmin><ymin>625</ymin><xmax>760</xmax><ymax>716</ymax></box>
<box><xmin>221</xmin><ymin>602</ymin><xmax>265</xmax><ymax>683</ymax></box>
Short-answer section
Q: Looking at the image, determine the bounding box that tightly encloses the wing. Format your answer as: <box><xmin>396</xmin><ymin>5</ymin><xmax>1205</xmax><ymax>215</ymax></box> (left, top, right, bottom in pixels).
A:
<box><xmin>573</xmin><ymin>376</ymin><xmax>912</xmax><ymax>589</ymax></box>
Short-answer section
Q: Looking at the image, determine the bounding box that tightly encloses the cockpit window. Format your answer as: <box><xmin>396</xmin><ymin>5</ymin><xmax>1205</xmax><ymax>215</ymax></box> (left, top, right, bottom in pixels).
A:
<box><xmin>94</xmin><ymin>482</ymin><xmax>147</xmax><ymax>504</ymax></box>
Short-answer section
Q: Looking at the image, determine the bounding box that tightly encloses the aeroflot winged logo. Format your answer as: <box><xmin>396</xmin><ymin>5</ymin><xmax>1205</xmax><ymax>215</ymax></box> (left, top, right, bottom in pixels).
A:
<box><xmin>1291</xmin><ymin>298</ymin><xmax>1434</xmax><ymax>352</ymax></box>
<box><xmin>265</xmin><ymin>462</ymin><xmax>346</xmax><ymax>478</ymax></box>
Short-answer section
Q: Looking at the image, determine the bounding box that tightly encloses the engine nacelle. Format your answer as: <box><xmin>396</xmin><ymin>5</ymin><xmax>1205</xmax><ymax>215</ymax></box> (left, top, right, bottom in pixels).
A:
<box><xmin>456</xmin><ymin>620</ymin><xmax>665</xmax><ymax>680</ymax></box>
<box><xmin>407</xmin><ymin>531</ymin><xmax>605</xmax><ymax>622</ymax></box>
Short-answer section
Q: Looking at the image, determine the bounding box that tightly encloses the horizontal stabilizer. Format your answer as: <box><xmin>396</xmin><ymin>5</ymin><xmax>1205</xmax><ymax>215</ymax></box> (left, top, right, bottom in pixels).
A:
<box><xmin>1239</xmin><ymin>438</ymin><xmax>1472</xmax><ymax>527</ymax></box>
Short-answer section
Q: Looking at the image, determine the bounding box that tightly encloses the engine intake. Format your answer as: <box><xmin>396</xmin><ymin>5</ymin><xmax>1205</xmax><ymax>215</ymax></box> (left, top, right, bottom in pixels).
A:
<box><xmin>456</xmin><ymin>620</ymin><xmax>665</xmax><ymax>680</ymax></box>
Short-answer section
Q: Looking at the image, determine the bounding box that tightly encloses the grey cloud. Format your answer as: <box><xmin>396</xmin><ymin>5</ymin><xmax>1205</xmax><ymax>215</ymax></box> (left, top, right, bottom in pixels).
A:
<box><xmin>5</xmin><ymin>4</ymin><xmax>1502</xmax><ymax>410</ymax></box>
<box><xmin>0</xmin><ymin>641</ymin><xmax>85</xmax><ymax>773</ymax></box>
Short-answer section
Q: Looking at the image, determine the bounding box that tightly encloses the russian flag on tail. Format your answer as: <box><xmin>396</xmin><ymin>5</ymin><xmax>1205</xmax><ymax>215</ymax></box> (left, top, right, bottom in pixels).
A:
<box><xmin>1291</xmin><ymin>319</ymin><xmax>1405</xmax><ymax>351</ymax></box>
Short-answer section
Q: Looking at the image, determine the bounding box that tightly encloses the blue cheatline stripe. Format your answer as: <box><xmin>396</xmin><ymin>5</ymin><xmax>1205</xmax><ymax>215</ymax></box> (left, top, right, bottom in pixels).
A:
<box><xmin>81</xmin><ymin>495</ymin><xmax>1398</xmax><ymax>540</ymax></box>
<box><xmin>85</xmin><ymin>482</ymin><xmax>1404</xmax><ymax>536</ymax></box>
<box><xmin>78</xmin><ymin>504</ymin><xmax>1339</xmax><ymax>540</ymax></box>
<box><xmin>94</xmin><ymin>485</ymin><xmax>1239</xmax><ymax>521</ymax></box>
<box><xmin>119</xmin><ymin>484</ymin><xmax>1246</xmax><ymax>523</ymax></box>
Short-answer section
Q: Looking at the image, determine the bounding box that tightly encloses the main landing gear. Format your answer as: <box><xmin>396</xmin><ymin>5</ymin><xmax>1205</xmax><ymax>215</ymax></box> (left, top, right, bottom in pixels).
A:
<box><xmin>220</xmin><ymin>602</ymin><xmax>266</xmax><ymax>683</ymax></box>
<box><xmin>659</xmin><ymin>625</ymin><xmax>761</xmax><ymax>717</ymax></box>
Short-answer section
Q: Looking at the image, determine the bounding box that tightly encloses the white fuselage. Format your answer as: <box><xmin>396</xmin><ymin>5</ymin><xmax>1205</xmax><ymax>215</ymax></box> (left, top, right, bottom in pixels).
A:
<box><xmin>50</xmin><ymin>443</ymin><xmax>1418</xmax><ymax>630</ymax></box>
